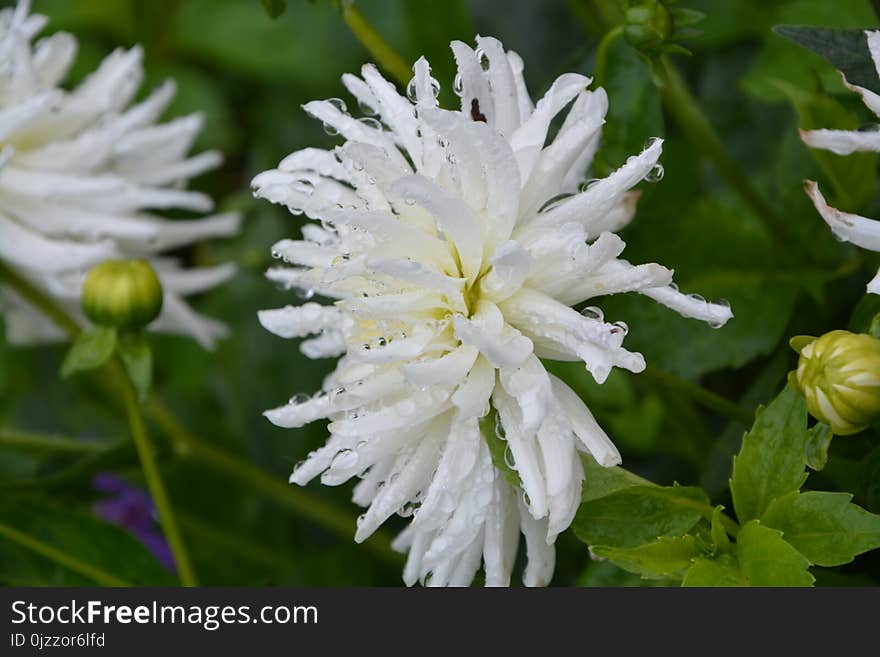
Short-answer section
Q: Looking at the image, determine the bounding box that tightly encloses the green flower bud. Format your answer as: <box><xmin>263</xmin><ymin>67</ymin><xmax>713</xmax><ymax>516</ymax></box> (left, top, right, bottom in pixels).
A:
<box><xmin>82</xmin><ymin>259</ymin><xmax>163</xmax><ymax>330</ymax></box>
<box><xmin>624</xmin><ymin>1</ymin><xmax>704</xmax><ymax>60</ymax></box>
<box><xmin>789</xmin><ymin>330</ymin><xmax>880</xmax><ymax>435</ymax></box>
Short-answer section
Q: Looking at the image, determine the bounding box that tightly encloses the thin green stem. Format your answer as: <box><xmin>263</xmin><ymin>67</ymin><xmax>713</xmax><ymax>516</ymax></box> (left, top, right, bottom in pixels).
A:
<box><xmin>659</xmin><ymin>58</ymin><xmax>805</xmax><ymax>255</ymax></box>
<box><xmin>0</xmin><ymin>257</ymin><xmax>398</xmax><ymax>566</ymax></box>
<box><xmin>340</xmin><ymin>2</ymin><xmax>411</xmax><ymax>88</ymax></box>
<box><xmin>0</xmin><ymin>261</ymin><xmax>80</xmax><ymax>336</ymax></box>
<box><xmin>150</xmin><ymin>400</ymin><xmax>400</xmax><ymax>566</ymax></box>
<box><xmin>0</xmin><ymin>522</ymin><xmax>130</xmax><ymax>586</ymax></box>
<box><xmin>0</xmin><ymin>427</ymin><xmax>104</xmax><ymax>455</ymax></box>
<box><xmin>642</xmin><ymin>367</ymin><xmax>754</xmax><ymax>426</ymax></box>
<box><xmin>593</xmin><ymin>25</ymin><xmax>623</xmax><ymax>88</ymax></box>
<box><xmin>118</xmin><ymin>360</ymin><xmax>197</xmax><ymax>586</ymax></box>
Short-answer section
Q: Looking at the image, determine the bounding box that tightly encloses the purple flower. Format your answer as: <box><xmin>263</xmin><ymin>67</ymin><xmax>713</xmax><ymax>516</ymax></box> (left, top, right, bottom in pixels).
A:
<box><xmin>92</xmin><ymin>473</ymin><xmax>175</xmax><ymax>571</ymax></box>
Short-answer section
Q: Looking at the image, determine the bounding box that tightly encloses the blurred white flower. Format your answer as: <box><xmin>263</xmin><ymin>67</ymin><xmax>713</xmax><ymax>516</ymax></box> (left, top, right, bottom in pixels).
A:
<box><xmin>0</xmin><ymin>0</ymin><xmax>240</xmax><ymax>348</ymax></box>
<box><xmin>802</xmin><ymin>30</ymin><xmax>880</xmax><ymax>295</ymax></box>
<box><xmin>255</xmin><ymin>36</ymin><xmax>732</xmax><ymax>586</ymax></box>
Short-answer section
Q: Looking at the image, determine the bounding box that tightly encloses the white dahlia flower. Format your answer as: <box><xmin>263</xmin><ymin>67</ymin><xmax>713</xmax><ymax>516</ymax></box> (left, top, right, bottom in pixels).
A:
<box><xmin>255</xmin><ymin>36</ymin><xmax>732</xmax><ymax>586</ymax></box>
<box><xmin>0</xmin><ymin>1</ymin><xmax>240</xmax><ymax>348</ymax></box>
<box><xmin>802</xmin><ymin>30</ymin><xmax>880</xmax><ymax>296</ymax></box>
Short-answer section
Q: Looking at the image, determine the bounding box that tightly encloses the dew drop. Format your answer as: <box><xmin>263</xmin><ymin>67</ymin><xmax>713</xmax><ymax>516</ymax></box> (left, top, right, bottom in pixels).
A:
<box><xmin>504</xmin><ymin>444</ymin><xmax>516</xmax><ymax>470</ymax></box>
<box><xmin>612</xmin><ymin>320</ymin><xmax>629</xmax><ymax>336</ymax></box>
<box><xmin>538</xmin><ymin>193</ymin><xmax>573</xmax><ymax>213</ymax></box>
<box><xmin>475</xmin><ymin>47</ymin><xmax>490</xmax><ymax>71</ymax></box>
<box><xmin>406</xmin><ymin>78</ymin><xmax>418</xmax><ymax>102</ymax></box>
<box><xmin>323</xmin><ymin>122</ymin><xmax>339</xmax><ymax>136</ymax></box>
<box><xmin>643</xmin><ymin>136</ymin><xmax>662</xmax><ymax>150</ymax></box>
<box><xmin>494</xmin><ymin>417</ymin><xmax>507</xmax><ymax>441</ymax></box>
<box><xmin>645</xmin><ymin>163</ymin><xmax>665</xmax><ymax>183</ymax></box>
<box><xmin>359</xmin><ymin>116</ymin><xmax>382</xmax><ymax>131</ymax></box>
<box><xmin>404</xmin><ymin>197</ymin><xmax>416</xmax><ymax>206</ymax></box>
<box><xmin>331</xmin><ymin>449</ymin><xmax>359</xmax><ymax>470</ymax></box>
<box><xmin>295</xmin><ymin>288</ymin><xmax>315</xmax><ymax>300</ymax></box>
<box><xmin>288</xmin><ymin>393</ymin><xmax>310</xmax><ymax>405</ymax></box>
<box><xmin>453</xmin><ymin>73</ymin><xmax>464</xmax><ymax>97</ymax></box>
<box><xmin>271</xmin><ymin>249</ymin><xmax>282</xmax><ymax>259</ymax></box>
<box><xmin>358</xmin><ymin>98</ymin><xmax>378</xmax><ymax>116</ymax></box>
<box><xmin>429</xmin><ymin>77</ymin><xmax>441</xmax><ymax>98</ymax></box>
<box><xmin>327</xmin><ymin>97</ymin><xmax>347</xmax><ymax>113</ymax></box>
<box><xmin>579</xmin><ymin>178</ymin><xmax>601</xmax><ymax>192</ymax></box>
<box><xmin>581</xmin><ymin>305</ymin><xmax>604</xmax><ymax>322</ymax></box>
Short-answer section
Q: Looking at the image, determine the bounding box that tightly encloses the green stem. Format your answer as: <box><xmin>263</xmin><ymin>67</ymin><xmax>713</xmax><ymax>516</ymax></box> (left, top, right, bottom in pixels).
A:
<box><xmin>340</xmin><ymin>2</ymin><xmax>411</xmax><ymax>88</ymax></box>
<box><xmin>151</xmin><ymin>401</ymin><xmax>400</xmax><ymax>567</ymax></box>
<box><xmin>659</xmin><ymin>58</ymin><xmax>799</xmax><ymax>252</ymax></box>
<box><xmin>0</xmin><ymin>522</ymin><xmax>129</xmax><ymax>586</ymax></box>
<box><xmin>0</xmin><ymin>257</ymin><xmax>399</xmax><ymax>566</ymax></box>
<box><xmin>0</xmin><ymin>261</ymin><xmax>80</xmax><ymax>336</ymax></box>
<box><xmin>0</xmin><ymin>427</ymin><xmax>104</xmax><ymax>454</ymax></box>
<box><xmin>593</xmin><ymin>25</ymin><xmax>623</xmax><ymax>87</ymax></box>
<box><xmin>118</xmin><ymin>360</ymin><xmax>197</xmax><ymax>586</ymax></box>
<box><xmin>642</xmin><ymin>368</ymin><xmax>754</xmax><ymax>426</ymax></box>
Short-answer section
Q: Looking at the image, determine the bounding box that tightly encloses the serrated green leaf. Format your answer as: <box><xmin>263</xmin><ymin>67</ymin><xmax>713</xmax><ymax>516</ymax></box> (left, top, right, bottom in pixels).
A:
<box><xmin>574</xmin><ymin>484</ymin><xmax>710</xmax><ymax>549</ymax></box>
<box><xmin>775</xmin><ymin>26</ymin><xmax>880</xmax><ymax>96</ymax></box>
<box><xmin>580</xmin><ymin>453</ymin><xmax>653</xmax><ymax>503</ymax></box>
<box><xmin>118</xmin><ymin>332</ymin><xmax>152</xmax><ymax>401</ymax></box>
<box><xmin>735</xmin><ymin>520</ymin><xmax>814</xmax><ymax>586</ymax></box>
<box><xmin>805</xmin><ymin>423</ymin><xmax>833</xmax><ymax>471</ymax></box>
<box><xmin>60</xmin><ymin>327</ymin><xmax>117</xmax><ymax>378</ymax></box>
<box><xmin>591</xmin><ymin>535</ymin><xmax>701</xmax><ymax>580</ymax></box>
<box><xmin>730</xmin><ymin>386</ymin><xmax>809</xmax><ymax>522</ymax></box>
<box><xmin>259</xmin><ymin>0</ymin><xmax>286</xmax><ymax>19</ymax></box>
<box><xmin>711</xmin><ymin>506</ymin><xmax>731</xmax><ymax>553</ymax></box>
<box><xmin>682</xmin><ymin>554</ymin><xmax>742</xmax><ymax>587</ymax></box>
<box><xmin>762</xmin><ymin>491</ymin><xmax>880</xmax><ymax>566</ymax></box>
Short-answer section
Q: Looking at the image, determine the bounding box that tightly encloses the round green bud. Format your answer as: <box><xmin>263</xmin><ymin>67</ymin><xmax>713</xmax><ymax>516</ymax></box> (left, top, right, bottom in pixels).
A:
<box><xmin>789</xmin><ymin>330</ymin><xmax>880</xmax><ymax>435</ymax></box>
<box><xmin>81</xmin><ymin>259</ymin><xmax>163</xmax><ymax>330</ymax></box>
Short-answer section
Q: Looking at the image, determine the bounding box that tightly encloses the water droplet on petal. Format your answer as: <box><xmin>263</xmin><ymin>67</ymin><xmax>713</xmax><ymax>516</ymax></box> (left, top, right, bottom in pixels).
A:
<box><xmin>358</xmin><ymin>116</ymin><xmax>382</xmax><ymax>131</ymax></box>
<box><xmin>504</xmin><ymin>444</ymin><xmax>516</xmax><ymax>470</ymax></box>
<box><xmin>644</xmin><ymin>136</ymin><xmax>662</xmax><ymax>151</ymax></box>
<box><xmin>494</xmin><ymin>417</ymin><xmax>507</xmax><ymax>441</ymax></box>
<box><xmin>475</xmin><ymin>47</ymin><xmax>490</xmax><ymax>71</ymax></box>
<box><xmin>581</xmin><ymin>306</ymin><xmax>604</xmax><ymax>322</ymax></box>
<box><xmin>331</xmin><ymin>449</ymin><xmax>359</xmax><ymax>470</ymax></box>
<box><xmin>644</xmin><ymin>163</ymin><xmax>664</xmax><ymax>183</ymax></box>
<box><xmin>612</xmin><ymin>320</ymin><xmax>629</xmax><ymax>336</ymax></box>
<box><xmin>295</xmin><ymin>288</ymin><xmax>315</xmax><ymax>300</ymax></box>
<box><xmin>358</xmin><ymin>98</ymin><xmax>378</xmax><ymax>116</ymax></box>
<box><xmin>289</xmin><ymin>393</ymin><xmax>311</xmax><ymax>405</ymax></box>
<box><xmin>406</xmin><ymin>78</ymin><xmax>418</xmax><ymax>102</ymax></box>
<box><xmin>453</xmin><ymin>73</ymin><xmax>464</xmax><ymax>97</ymax></box>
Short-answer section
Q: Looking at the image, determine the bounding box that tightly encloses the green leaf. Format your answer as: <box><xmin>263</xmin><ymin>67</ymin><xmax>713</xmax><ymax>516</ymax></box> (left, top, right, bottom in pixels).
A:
<box><xmin>580</xmin><ymin>453</ymin><xmax>653</xmax><ymax>503</ymax></box>
<box><xmin>118</xmin><ymin>333</ymin><xmax>152</xmax><ymax>401</ymax></box>
<box><xmin>735</xmin><ymin>520</ymin><xmax>814</xmax><ymax>586</ymax></box>
<box><xmin>775</xmin><ymin>26</ymin><xmax>880</xmax><ymax>96</ymax></box>
<box><xmin>711</xmin><ymin>506</ymin><xmax>731</xmax><ymax>553</ymax></box>
<box><xmin>574</xmin><ymin>484</ymin><xmax>710</xmax><ymax>549</ymax></box>
<box><xmin>730</xmin><ymin>386</ymin><xmax>809</xmax><ymax>522</ymax></box>
<box><xmin>682</xmin><ymin>554</ymin><xmax>742</xmax><ymax>587</ymax></box>
<box><xmin>478</xmin><ymin>411</ymin><xmax>521</xmax><ymax>489</ymax></box>
<box><xmin>259</xmin><ymin>0</ymin><xmax>286</xmax><ymax>19</ymax></box>
<box><xmin>60</xmin><ymin>327</ymin><xmax>117</xmax><ymax>378</ymax></box>
<box><xmin>762</xmin><ymin>491</ymin><xmax>880</xmax><ymax>566</ymax></box>
<box><xmin>591</xmin><ymin>535</ymin><xmax>701</xmax><ymax>580</ymax></box>
<box><xmin>0</xmin><ymin>497</ymin><xmax>173</xmax><ymax>586</ymax></box>
<box><xmin>805</xmin><ymin>423</ymin><xmax>833</xmax><ymax>471</ymax></box>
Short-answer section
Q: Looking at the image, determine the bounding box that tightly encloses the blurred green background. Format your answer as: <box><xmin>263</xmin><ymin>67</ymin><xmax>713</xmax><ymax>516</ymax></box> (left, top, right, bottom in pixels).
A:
<box><xmin>3</xmin><ymin>0</ymin><xmax>880</xmax><ymax>586</ymax></box>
